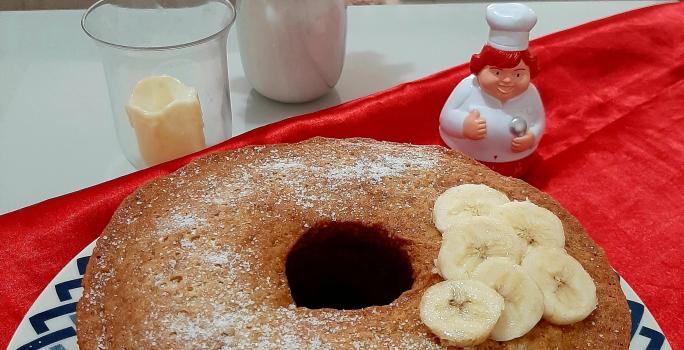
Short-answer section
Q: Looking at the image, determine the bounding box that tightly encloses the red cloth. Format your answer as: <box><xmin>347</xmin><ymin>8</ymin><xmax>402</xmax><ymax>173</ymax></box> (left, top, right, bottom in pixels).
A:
<box><xmin>2</xmin><ymin>3</ymin><xmax>683</xmax><ymax>348</ymax></box>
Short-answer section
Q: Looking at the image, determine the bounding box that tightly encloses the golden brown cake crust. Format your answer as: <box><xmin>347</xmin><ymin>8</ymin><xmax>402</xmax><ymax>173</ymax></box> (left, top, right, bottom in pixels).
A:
<box><xmin>77</xmin><ymin>137</ymin><xmax>630</xmax><ymax>349</ymax></box>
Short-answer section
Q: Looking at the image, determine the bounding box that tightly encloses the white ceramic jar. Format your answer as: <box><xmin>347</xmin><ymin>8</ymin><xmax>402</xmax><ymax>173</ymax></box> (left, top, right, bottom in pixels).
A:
<box><xmin>236</xmin><ymin>0</ymin><xmax>347</xmax><ymax>103</ymax></box>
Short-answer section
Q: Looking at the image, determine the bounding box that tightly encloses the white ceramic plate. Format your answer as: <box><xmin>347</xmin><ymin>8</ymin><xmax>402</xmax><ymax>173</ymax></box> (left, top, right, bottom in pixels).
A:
<box><xmin>8</xmin><ymin>240</ymin><xmax>672</xmax><ymax>349</ymax></box>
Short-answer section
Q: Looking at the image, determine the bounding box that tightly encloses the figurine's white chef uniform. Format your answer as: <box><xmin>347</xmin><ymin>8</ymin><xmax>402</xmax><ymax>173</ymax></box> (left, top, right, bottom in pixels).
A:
<box><xmin>440</xmin><ymin>4</ymin><xmax>544</xmax><ymax>163</ymax></box>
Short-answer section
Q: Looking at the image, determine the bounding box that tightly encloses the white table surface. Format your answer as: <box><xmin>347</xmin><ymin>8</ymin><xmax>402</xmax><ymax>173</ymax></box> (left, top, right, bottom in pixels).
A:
<box><xmin>0</xmin><ymin>1</ymin><xmax>663</xmax><ymax>215</ymax></box>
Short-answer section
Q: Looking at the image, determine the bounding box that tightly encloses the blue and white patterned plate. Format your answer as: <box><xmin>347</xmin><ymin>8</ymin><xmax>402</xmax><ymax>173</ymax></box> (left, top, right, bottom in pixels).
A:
<box><xmin>8</xmin><ymin>240</ymin><xmax>672</xmax><ymax>349</ymax></box>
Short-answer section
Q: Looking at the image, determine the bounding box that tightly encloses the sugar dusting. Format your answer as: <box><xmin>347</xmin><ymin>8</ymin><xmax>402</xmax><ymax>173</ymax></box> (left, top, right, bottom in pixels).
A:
<box><xmin>156</xmin><ymin>212</ymin><xmax>205</xmax><ymax>236</ymax></box>
<box><xmin>325</xmin><ymin>154</ymin><xmax>438</xmax><ymax>184</ymax></box>
<box><xmin>83</xmin><ymin>139</ymin><xmax>448</xmax><ymax>349</ymax></box>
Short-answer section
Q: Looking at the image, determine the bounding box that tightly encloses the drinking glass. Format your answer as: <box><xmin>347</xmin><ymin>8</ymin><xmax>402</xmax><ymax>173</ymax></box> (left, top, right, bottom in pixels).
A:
<box><xmin>82</xmin><ymin>0</ymin><xmax>235</xmax><ymax>169</ymax></box>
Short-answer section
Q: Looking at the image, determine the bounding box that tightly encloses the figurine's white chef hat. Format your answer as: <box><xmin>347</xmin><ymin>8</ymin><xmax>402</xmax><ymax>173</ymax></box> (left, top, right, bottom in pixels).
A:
<box><xmin>486</xmin><ymin>3</ymin><xmax>537</xmax><ymax>51</ymax></box>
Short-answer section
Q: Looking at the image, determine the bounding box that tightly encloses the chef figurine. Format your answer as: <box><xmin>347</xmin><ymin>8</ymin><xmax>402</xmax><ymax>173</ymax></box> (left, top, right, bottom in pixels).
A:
<box><xmin>440</xmin><ymin>3</ymin><xmax>544</xmax><ymax>177</ymax></box>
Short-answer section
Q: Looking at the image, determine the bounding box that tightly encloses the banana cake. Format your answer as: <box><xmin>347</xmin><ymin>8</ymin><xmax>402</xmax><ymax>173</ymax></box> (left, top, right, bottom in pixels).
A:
<box><xmin>76</xmin><ymin>137</ymin><xmax>630</xmax><ymax>349</ymax></box>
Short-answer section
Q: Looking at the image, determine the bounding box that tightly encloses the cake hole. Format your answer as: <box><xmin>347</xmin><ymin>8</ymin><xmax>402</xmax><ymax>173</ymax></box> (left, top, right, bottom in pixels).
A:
<box><xmin>285</xmin><ymin>221</ymin><xmax>414</xmax><ymax>310</ymax></box>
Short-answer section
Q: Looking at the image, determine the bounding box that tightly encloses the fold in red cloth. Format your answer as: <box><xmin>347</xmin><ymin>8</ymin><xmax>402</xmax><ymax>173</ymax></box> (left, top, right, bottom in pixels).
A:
<box><xmin>1</xmin><ymin>3</ymin><xmax>683</xmax><ymax>348</ymax></box>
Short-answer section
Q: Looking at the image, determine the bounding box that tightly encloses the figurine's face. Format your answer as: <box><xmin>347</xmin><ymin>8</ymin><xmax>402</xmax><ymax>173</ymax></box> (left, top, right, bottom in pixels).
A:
<box><xmin>477</xmin><ymin>61</ymin><xmax>531</xmax><ymax>102</ymax></box>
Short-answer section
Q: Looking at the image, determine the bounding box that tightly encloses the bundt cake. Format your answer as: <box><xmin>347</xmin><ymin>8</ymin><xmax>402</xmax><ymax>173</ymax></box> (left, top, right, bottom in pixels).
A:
<box><xmin>76</xmin><ymin>137</ymin><xmax>630</xmax><ymax>349</ymax></box>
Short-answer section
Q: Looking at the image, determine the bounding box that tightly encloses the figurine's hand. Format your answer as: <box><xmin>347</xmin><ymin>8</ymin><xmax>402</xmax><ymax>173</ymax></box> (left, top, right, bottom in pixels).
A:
<box><xmin>511</xmin><ymin>133</ymin><xmax>535</xmax><ymax>153</ymax></box>
<box><xmin>463</xmin><ymin>110</ymin><xmax>486</xmax><ymax>140</ymax></box>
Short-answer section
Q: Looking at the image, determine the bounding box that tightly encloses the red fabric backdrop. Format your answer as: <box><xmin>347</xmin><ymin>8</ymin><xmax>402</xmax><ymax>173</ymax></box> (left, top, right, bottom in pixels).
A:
<box><xmin>1</xmin><ymin>3</ymin><xmax>683</xmax><ymax>348</ymax></box>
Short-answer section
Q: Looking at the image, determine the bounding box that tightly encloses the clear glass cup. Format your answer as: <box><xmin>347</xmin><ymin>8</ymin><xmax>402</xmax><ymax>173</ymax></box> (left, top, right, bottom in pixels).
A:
<box><xmin>82</xmin><ymin>0</ymin><xmax>235</xmax><ymax>169</ymax></box>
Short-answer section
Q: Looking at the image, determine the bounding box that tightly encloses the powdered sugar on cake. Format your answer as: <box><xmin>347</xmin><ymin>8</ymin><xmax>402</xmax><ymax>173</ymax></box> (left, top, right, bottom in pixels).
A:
<box><xmin>197</xmin><ymin>142</ymin><xmax>440</xmax><ymax>215</ymax></box>
<box><xmin>80</xmin><ymin>138</ymin><xmax>450</xmax><ymax>349</ymax></box>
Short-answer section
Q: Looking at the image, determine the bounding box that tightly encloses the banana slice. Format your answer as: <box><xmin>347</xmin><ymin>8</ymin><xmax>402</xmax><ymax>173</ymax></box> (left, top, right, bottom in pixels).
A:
<box><xmin>433</xmin><ymin>184</ymin><xmax>510</xmax><ymax>233</ymax></box>
<box><xmin>436</xmin><ymin>216</ymin><xmax>526</xmax><ymax>280</ymax></box>
<box><xmin>521</xmin><ymin>247</ymin><xmax>597</xmax><ymax>325</ymax></box>
<box><xmin>420</xmin><ymin>279</ymin><xmax>505</xmax><ymax>347</ymax></box>
<box><xmin>472</xmin><ymin>257</ymin><xmax>544</xmax><ymax>341</ymax></box>
<box><xmin>491</xmin><ymin>200</ymin><xmax>565</xmax><ymax>250</ymax></box>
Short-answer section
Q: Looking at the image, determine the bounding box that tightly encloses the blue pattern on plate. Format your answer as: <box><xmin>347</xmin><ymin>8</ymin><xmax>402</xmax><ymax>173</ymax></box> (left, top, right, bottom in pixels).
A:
<box><xmin>622</xmin><ymin>275</ymin><xmax>667</xmax><ymax>350</ymax></box>
<box><xmin>15</xmin><ymin>257</ymin><xmax>87</xmax><ymax>350</ymax></box>
<box><xmin>12</xmin><ymin>255</ymin><xmax>668</xmax><ymax>349</ymax></box>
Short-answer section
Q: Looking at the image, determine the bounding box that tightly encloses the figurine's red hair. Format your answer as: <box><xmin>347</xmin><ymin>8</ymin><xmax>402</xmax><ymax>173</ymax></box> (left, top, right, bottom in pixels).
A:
<box><xmin>470</xmin><ymin>45</ymin><xmax>540</xmax><ymax>78</ymax></box>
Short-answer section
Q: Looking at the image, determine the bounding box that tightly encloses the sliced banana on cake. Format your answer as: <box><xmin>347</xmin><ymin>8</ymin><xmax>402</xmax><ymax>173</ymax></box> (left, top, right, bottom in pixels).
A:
<box><xmin>433</xmin><ymin>184</ymin><xmax>510</xmax><ymax>233</ymax></box>
<box><xmin>436</xmin><ymin>216</ymin><xmax>526</xmax><ymax>280</ymax></box>
<box><xmin>472</xmin><ymin>257</ymin><xmax>544</xmax><ymax>341</ymax></box>
<box><xmin>420</xmin><ymin>279</ymin><xmax>505</xmax><ymax>347</ymax></box>
<box><xmin>521</xmin><ymin>247</ymin><xmax>597</xmax><ymax>325</ymax></box>
<box><xmin>491</xmin><ymin>200</ymin><xmax>565</xmax><ymax>250</ymax></box>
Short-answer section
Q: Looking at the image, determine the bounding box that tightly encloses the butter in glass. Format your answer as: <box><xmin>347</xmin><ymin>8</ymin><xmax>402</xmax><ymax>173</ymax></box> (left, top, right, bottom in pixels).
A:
<box><xmin>82</xmin><ymin>0</ymin><xmax>235</xmax><ymax>169</ymax></box>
